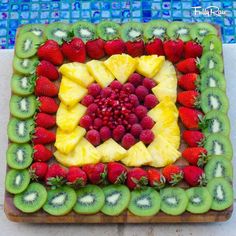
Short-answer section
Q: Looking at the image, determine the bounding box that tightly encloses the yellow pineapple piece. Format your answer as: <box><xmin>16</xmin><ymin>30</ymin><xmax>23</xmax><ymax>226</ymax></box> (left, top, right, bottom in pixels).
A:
<box><xmin>55</xmin><ymin>126</ymin><xmax>86</xmax><ymax>154</ymax></box>
<box><xmin>152</xmin><ymin>83</ymin><xmax>177</xmax><ymax>102</ymax></box>
<box><xmin>87</xmin><ymin>60</ymin><xmax>114</xmax><ymax>87</ymax></box>
<box><xmin>104</xmin><ymin>54</ymin><xmax>137</xmax><ymax>83</ymax></box>
<box><xmin>96</xmin><ymin>138</ymin><xmax>127</xmax><ymax>162</ymax></box>
<box><xmin>59</xmin><ymin>62</ymin><xmax>94</xmax><ymax>87</ymax></box>
<box><xmin>136</xmin><ymin>55</ymin><xmax>165</xmax><ymax>78</ymax></box>
<box><xmin>59</xmin><ymin>76</ymin><xmax>87</xmax><ymax>107</ymax></box>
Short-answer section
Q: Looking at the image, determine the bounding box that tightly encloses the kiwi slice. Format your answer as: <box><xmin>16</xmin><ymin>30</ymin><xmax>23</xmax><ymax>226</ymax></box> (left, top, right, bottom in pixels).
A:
<box><xmin>160</xmin><ymin>187</ymin><xmax>188</xmax><ymax>215</ymax></box>
<box><xmin>14</xmin><ymin>183</ymin><xmax>47</xmax><ymax>213</ymax></box>
<box><xmin>128</xmin><ymin>187</ymin><xmax>161</xmax><ymax>216</ymax></box>
<box><xmin>101</xmin><ymin>185</ymin><xmax>130</xmax><ymax>216</ymax></box>
<box><xmin>204</xmin><ymin>134</ymin><xmax>233</xmax><ymax>160</ymax></box>
<box><xmin>10</xmin><ymin>95</ymin><xmax>37</xmax><ymax>119</ymax></box>
<box><xmin>144</xmin><ymin>20</ymin><xmax>169</xmax><ymax>40</ymax></box>
<box><xmin>200</xmin><ymin>71</ymin><xmax>226</xmax><ymax>92</ymax></box>
<box><xmin>190</xmin><ymin>23</ymin><xmax>217</xmax><ymax>42</ymax></box>
<box><xmin>11</xmin><ymin>74</ymin><xmax>34</xmax><ymax>96</ymax></box>
<box><xmin>13</xmin><ymin>56</ymin><xmax>38</xmax><ymax>75</ymax></box>
<box><xmin>72</xmin><ymin>21</ymin><xmax>97</xmax><ymax>42</ymax></box>
<box><xmin>7</xmin><ymin>143</ymin><xmax>33</xmax><ymax>169</ymax></box>
<box><xmin>167</xmin><ymin>21</ymin><xmax>191</xmax><ymax>42</ymax></box>
<box><xmin>186</xmin><ymin>187</ymin><xmax>212</xmax><ymax>214</ymax></box>
<box><xmin>200</xmin><ymin>51</ymin><xmax>224</xmax><ymax>72</ymax></box>
<box><xmin>200</xmin><ymin>88</ymin><xmax>229</xmax><ymax>114</ymax></box>
<box><xmin>202</xmin><ymin>34</ymin><xmax>222</xmax><ymax>54</ymax></box>
<box><xmin>43</xmin><ymin>186</ymin><xmax>76</xmax><ymax>216</ymax></box>
<box><xmin>8</xmin><ymin>117</ymin><xmax>34</xmax><ymax>143</ymax></box>
<box><xmin>73</xmin><ymin>185</ymin><xmax>105</xmax><ymax>214</ymax></box>
<box><xmin>207</xmin><ymin>177</ymin><xmax>233</xmax><ymax>211</ymax></box>
<box><xmin>5</xmin><ymin>169</ymin><xmax>30</xmax><ymax>194</ymax></box>
<box><xmin>120</xmin><ymin>22</ymin><xmax>143</xmax><ymax>42</ymax></box>
<box><xmin>19</xmin><ymin>24</ymin><xmax>45</xmax><ymax>43</ymax></box>
<box><xmin>97</xmin><ymin>21</ymin><xmax>120</xmax><ymax>41</ymax></box>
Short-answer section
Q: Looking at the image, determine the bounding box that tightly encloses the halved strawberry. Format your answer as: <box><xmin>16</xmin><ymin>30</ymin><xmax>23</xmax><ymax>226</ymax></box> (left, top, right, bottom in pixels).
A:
<box><xmin>176</xmin><ymin>58</ymin><xmax>200</xmax><ymax>74</ymax></box>
<box><xmin>178</xmin><ymin>73</ymin><xmax>199</xmax><ymax>91</ymax></box>
<box><xmin>35</xmin><ymin>76</ymin><xmax>58</xmax><ymax>97</ymax></box>
<box><xmin>177</xmin><ymin>90</ymin><xmax>200</xmax><ymax>108</ymax></box>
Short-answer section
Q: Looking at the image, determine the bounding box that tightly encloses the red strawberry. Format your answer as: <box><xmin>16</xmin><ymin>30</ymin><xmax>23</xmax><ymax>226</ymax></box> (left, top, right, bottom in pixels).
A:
<box><xmin>29</xmin><ymin>162</ymin><xmax>48</xmax><ymax>180</ymax></box>
<box><xmin>33</xmin><ymin>127</ymin><xmax>56</xmax><ymax>144</ymax></box>
<box><xmin>35</xmin><ymin>112</ymin><xmax>56</xmax><ymax>129</ymax></box>
<box><xmin>107</xmin><ymin>162</ymin><xmax>127</xmax><ymax>184</ymax></box>
<box><xmin>66</xmin><ymin>167</ymin><xmax>87</xmax><ymax>187</ymax></box>
<box><xmin>145</xmin><ymin>38</ymin><xmax>164</xmax><ymax>56</ymax></box>
<box><xmin>178</xmin><ymin>73</ymin><xmax>199</xmax><ymax>91</ymax></box>
<box><xmin>86</xmin><ymin>38</ymin><xmax>105</xmax><ymax>59</ymax></box>
<box><xmin>162</xmin><ymin>165</ymin><xmax>183</xmax><ymax>185</ymax></box>
<box><xmin>37</xmin><ymin>40</ymin><xmax>63</xmax><ymax>65</ymax></box>
<box><xmin>82</xmin><ymin>163</ymin><xmax>107</xmax><ymax>184</ymax></box>
<box><xmin>176</xmin><ymin>58</ymin><xmax>199</xmax><ymax>74</ymax></box>
<box><xmin>126</xmin><ymin>168</ymin><xmax>148</xmax><ymax>190</ymax></box>
<box><xmin>177</xmin><ymin>90</ymin><xmax>199</xmax><ymax>108</ymax></box>
<box><xmin>61</xmin><ymin>38</ymin><xmax>86</xmax><ymax>63</ymax></box>
<box><xmin>36</xmin><ymin>60</ymin><xmax>59</xmax><ymax>81</ymax></box>
<box><xmin>104</xmin><ymin>39</ymin><xmax>126</xmax><ymax>55</ymax></box>
<box><xmin>33</xmin><ymin>144</ymin><xmax>53</xmax><ymax>162</ymax></box>
<box><xmin>147</xmin><ymin>168</ymin><xmax>165</xmax><ymax>189</ymax></box>
<box><xmin>184</xmin><ymin>41</ymin><xmax>203</xmax><ymax>59</ymax></box>
<box><xmin>183</xmin><ymin>166</ymin><xmax>206</xmax><ymax>187</ymax></box>
<box><xmin>38</xmin><ymin>97</ymin><xmax>58</xmax><ymax>114</ymax></box>
<box><xmin>182</xmin><ymin>130</ymin><xmax>205</xmax><ymax>147</ymax></box>
<box><xmin>182</xmin><ymin>147</ymin><xmax>208</xmax><ymax>167</ymax></box>
<box><xmin>35</xmin><ymin>76</ymin><xmax>58</xmax><ymax>97</ymax></box>
<box><xmin>163</xmin><ymin>39</ymin><xmax>184</xmax><ymax>63</ymax></box>
<box><xmin>125</xmin><ymin>40</ymin><xmax>144</xmax><ymax>57</ymax></box>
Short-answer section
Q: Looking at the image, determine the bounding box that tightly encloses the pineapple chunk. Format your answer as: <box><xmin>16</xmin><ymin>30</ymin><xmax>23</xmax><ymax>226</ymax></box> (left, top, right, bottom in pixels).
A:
<box><xmin>96</xmin><ymin>138</ymin><xmax>127</xmax><ymax>162</ymax></box>
<box><xmin>121</xmin><ymin>141</ymin><xmax>152</xmax><ymax>167</ymax></box>
<box><xmin>55</xmin><ymin>126</ymin><xmax>86</xmax><ymax>154</ymax></box>
<box><xmin>59</xmin><ymin>76</ymin><xmax>87</xmax><ymax>107</ymax></box>
<box><xmin>87</xmin><ymin>60</ymin><xmax>114</xmax><ymax>87</ymax></box>
<box><xmin>59</xmin><ymin>62</ymin><xmax>94</xmax><ymax>87</ymax></box>
<box><xmin>136</xmin><ymin>55</ymin><xmax>165</xmax><ymax>78</ymax></box>
<box><xmin>104</xmin><ymin>54</ymin><xmax>137</xmax><ymax>83</ymax></box>
<box><xmin>152</xmin><ymin>83</ymin><xmax>177</xmax><ymax>102</ymax></box>
<box><xmin>56</xmin><ymin>103</ymin><xmax>86</xmax><ymax>132</ymax></box>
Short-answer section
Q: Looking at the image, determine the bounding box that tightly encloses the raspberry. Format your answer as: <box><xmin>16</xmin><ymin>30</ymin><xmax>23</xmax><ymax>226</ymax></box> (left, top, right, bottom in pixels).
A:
<box><xmin>122</xmin><ymin>82</ymin><xmax>135</xmax><ymax>94</ymax></box>
<box><xmin>140</xmin><ymin>116</ymin><xmax>155</xmax><ymax>129</ymax></box>
<box><xmin>101</xmin><ymin>87</ymin><xmax>112</xmax><ymax>98</ymax></box>
<box><xmin>86</xmin><ymin>103</ymin><xmax>98</xmax><ymax>115</ymax></box>
<box><xmin>121</xmin><ymin>133</ymin><xmax>136</xmax><ymax>149</ymax></box>
<box><xmin>140</xmin><ymin>130</ymin><xmax>154</xmax><ymax>144</ymax></box>
<box><xmin>88</xmin><ymin>83</ymin><xmax>101</xmax><ymax>97</ymax></box>
<box><xmin>112</xmin><ymin>125</ymin><xmax>126</xmax><ymax>141</ymax></box>
<box><xmin>109</xmin><ymin>80</ymin><xmax>123</xmax><ymax>90</ymax></box>
<box><xmin>144</xmin><ymin>94</ymin><xmax>158</xmax><ymax>109</ymax></box>
<box><xmin>86</xmin><ymin>129</ymin><xmax>101</xmax><ymax>146</ymax></box>
<box><xmin>93</xmin><ymin>118</ymin><xmax>103</xmax><ymax>129</ymax></box>
<box><xmin>142</xmin><ymin>78</ymin><xmax>156</xmax><ymax>90</ymax></box>
<box><xmin>134</xmin><ymin>105</ymin><xmax>148</xmax><ymax>119</ymax></box>
<box><xmin>79</xmin><ymin>115</ymin><xmax>93</xmax><ymax>129</ymax></box>
<box><xmin>128</xmin><ymin>73</ymin><xmax>142</xmax><ymax>87</ymax></box>
<box><xmin>128</xmin><ymin>113</ymin><xmax>138</xmax><ymax>125</ymax></box>
<box><xmin>130</xmin><ymin>124</ymin><xmax>143</xmax><ymax>138</ymax></box>
<box><xmin>135</xmin><ymin>85</ymin><xmax>149</xmax><ymax>101</ymax></box>
<box><xmin>81</xmin><ymin>95</ymin><xmax>94</xmax><ymax>107</ymax></box>
<box><xmin>100</xmin><ymin>126</ymin><xmax>111</xmax><ymax>141</ymax></box>
<box><xmin>129</xmin><ymin>94</ymin><xmax>139</xmax><ymax>107</ymax></box>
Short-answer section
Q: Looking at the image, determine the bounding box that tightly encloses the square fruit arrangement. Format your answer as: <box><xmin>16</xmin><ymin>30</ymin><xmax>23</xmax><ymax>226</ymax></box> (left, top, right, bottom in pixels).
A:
<box><xmin>6</xmin><ymin>20</ymin><xmax>233</xmax><ymax>219</ymax></box>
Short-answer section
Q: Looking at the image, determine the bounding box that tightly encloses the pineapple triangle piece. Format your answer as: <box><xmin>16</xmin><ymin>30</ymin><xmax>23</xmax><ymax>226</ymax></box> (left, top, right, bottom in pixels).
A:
<box><xmin>152</xmin><ymin>83</ymin><xmax>177</xmax><ymax>103</ymax></box>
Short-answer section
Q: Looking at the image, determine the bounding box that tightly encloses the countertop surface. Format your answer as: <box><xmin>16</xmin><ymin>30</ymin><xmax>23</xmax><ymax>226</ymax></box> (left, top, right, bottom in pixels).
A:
<box><xmin>0</xmin><ymin>46</ymin><xmax>235</xmax><ymax>235</ymax></box>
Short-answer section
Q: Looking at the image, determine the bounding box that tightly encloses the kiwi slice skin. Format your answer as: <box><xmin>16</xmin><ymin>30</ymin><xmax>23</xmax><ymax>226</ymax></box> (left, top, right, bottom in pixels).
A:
<box><xmin>13</xmin><ymin>56</ymin><xmax>39</xmax><ymax>75</ymax></box>
<box><xmin>202</xmin><ymin>34</ymin><xmax>222</xmax><ymax>54</ymax></box>
<box><xmin>14</xmin><ymin>183</ymin><xmax>47</xmax><ymax>213</ymax></box>
<box><xmin>167</xmin><ymin>21</ymin><xmax>191</xmax><ymax>42</ymax></box>
<box><xmin>43</xmin><ymin>186</ymin><xmax>77</xmax><ymax>216</ymax></box>
<box><xmin>207</xmin><ymin>177</ymin><xmax>233</xmax><ymax>211</ymax></box>
<box><xmin>7</xmin><ymin>143</ymin><xmax>33</xmax><ymax>169</ymax></box>
<box><xmin>128</xmin><ymin>187</ymin><xmax>161</xmax><ymax>216</ymax></box>
<box><xmin>11</xmin><ymin>74</ymin><xmax>34</xmax><ymax>96</ymax></box>
<box><xmin>120</xmin><ymin>22</ymin><xmax>143</xmax><ymax>42</ymax></box>
<box><xmin>200</xmin><ymin>51</ymin><xmax>224</xmax><ymax>72</ymax></box>
<box><xmin>144</xmin><ymin>20</ymin><xmax>169</xmax><ymax>40</ymax></box>
<box><xmin>5</xmin><ymin>169</ymin><xmax>30</xmax><ymax>194</ymax></box>
<box><xmin>97</xmin><ymin>21</ymin><xmax>120</xmax><ymax>41</ymax></box>
<box><xmin>19</xmin><ymin>24</ymin><xmax>45</xmax><ymax>43</ymax></box>
<box><xmin>73</xmin><ymin>185</ymin><xmax>105</xmax><ymax>214</ymax></box>
<box><xmin>190</xmin><ymin>23</ymin><xmax>217</xmax><ymax>42</ymax></box>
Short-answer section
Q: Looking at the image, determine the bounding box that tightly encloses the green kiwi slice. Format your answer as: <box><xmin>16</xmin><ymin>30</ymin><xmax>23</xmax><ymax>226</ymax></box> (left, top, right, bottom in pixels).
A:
<box><xmin>200</xmin><ymin>88</ymin><xmax>229</xmax><ymax>114</ymax></box>
<box><xmin>190</xmin><ymin>23</ymin><xmax>217</xmax><ymax>42</ymax></box>
<box><xmin>186</xmin><ymin>187</ymin><xmax>212</xmax><ymax>214</ymax></box>
<box><xmin>8</xmin><ymin>117</ymin><xmax>34</xmax><ymax>143</ymax></box>
<box><xmin>97</xmin><ymin>21</ymin><xmax>120</xmax><ymax>41</ymax></box>
<box><xmin>19</xmin><ymin>24</ymin><xmax>45</xmax><ymax>43</ymax></box>
<box><xmin>7</xmin><ymin>143</ymin><xmax>33</xmax><ymax>169</ymax></box>
<box><xmin>167</xmin><ymin>21</ymin><xmax>191</xmax><ymax>42</ymax></box>
<box><xmin>144</xmin><ymin>20</ymin><xmax>169</xmax><ymax>40</ymax></box>
<box><xmin>207</xmin><ymin>177</ymin><xmax>233</xmax><ymax>211</ymax></box>
<box><xmin>120</xmin><ymin>22</ymin><xmax>143</xmax><ymax>42</ymax></box>
<box><xmin>11</xmin><ymin>74</ymin><xmax>34</xmax><ymax>96</ymax></box>
<box><xmin>200</xmin><ymin>51</ymin><xmax>224</xmax><ymax>72</ymax></box>
<box><xmin>204</xmin><ymin>134</ymin><xmax>233</xmax><ymax>160</ymax></box>
<box><xmin>13</xmin><ymin>56</ymin><xmax>39</xmax><ymax>75</ymax></box>
<box><xmin>14</xmin><ymin>183</ymin><xmax>47</xmax><ymax>213</ymax></box>
<box><xmin>73</xmin><ymin>185</ymin><xmax>105</xmax><ymax>214</ymax></box>
<box><xmin>43</xmin><ymin>186</ymin><xmax>77</xmax><ymax>216</ymax></box>
<box><xmin>128</xmin><ymin>187</ymin><xmax>161</xmax><ymax>216</ymax></box>
<box><xmin>160</xmin><ymin>187</ymin><xmax>188</xmax><ymax>215</ymax></box>
<box><xmin>101</xmin><ymin>185</ymin><xmax>130</xmax><ymax>216</ymax></box>
<box><xmin>202</xmin><ymin>34</ymin><xmax>222</xmax><ymax>54</ymax></box>
<box><xmin>5</xmin><ymin>169</ymin><xmax>30</xmax><ymax>194</ymax></box>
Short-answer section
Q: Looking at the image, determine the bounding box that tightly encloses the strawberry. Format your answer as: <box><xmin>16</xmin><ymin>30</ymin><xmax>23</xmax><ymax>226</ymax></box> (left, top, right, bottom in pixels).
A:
<box><xmin>176</xmin><ymin>58</ymin><xmax>199</xmax><ymax>74</ymax></box>
<box><xmin>37</xmin><ymin>40</ymin><xmax>64</xmax><ymax>65</ymax></box>
<box><xmin>104</xmin><ymin>39</ymin><xmax>126</xmax><ymax>56</ymax></box>
<box><xmin>177</xmin><ymin>90</ymin><xmax>199</xmax><ymax>108</ymax></box>
<box><xmin>38</xmin><ymin>97</ymin><xmax>58</xmax><ymax>114</ymax></box>
<box><xmin>61</xmin><ymin>38</ymin><xmax>86</xmax><ymax>63</ymax></box>
<box><xmin>35</xmin><ymin>112</ymin><xmax>56</xmax><ymax>129</ymax></box>
<box><xmin>66</xmin><ymin>166</ymin><xmax>87</xmax><ymax>187</ymax></box>
<box><xmin>36</xmin><ymin>60</ymin><xmax>59</xmax><ymax>81</ymax></box>
<box><xmin>182</xmin><ymin>147</ymin><xmax>208</xmax><ymax>167</ymax></box>
<box><xmin>163</xmin><ymin>39</ymin><xmax>184</xmax><ymax>63</ymax></box>
<box><xmin>29</xmin><ymin>162</ymin><xmax>48</xmax><ymax>180</ymax></box>
<box><xmin>183</xmin><ymin>166</ymin><xmax>206</xmax><ymax>187</ymax></box>
<box><xmin>147</xmin><ymin>168</ymin><xmax>165</xmax><ymax>189</ymax></box>
<box><xmin>126</xmin><ymin>168</ymin><xmax>148</xmax><ymax>190</ymax></box>
<box><xmin>33</xmin><ymin>127</ymin><xmax>56</xmax><ymax>145</ymax></box>
<box><xmin>125</xmin><ymin>40</ymin><xmax>144</xmax><ymax>57</ymax></box>
<box><xmin>178</xmin><ymin>73</ymin><xmax>199</xmax><ymax>91</ymax></box>
<box><xmin>184</xmin><ymin>41</ymin><xmax>203</xmax><ymax>59</ymax></box>
<box><xmin>86</xmin><ymin>38</ymin><xmax>105</xmax><ymax>59</ymax></box>
<box><xmin>145</xmin><ymin>38</ymin><xmax>164</xmax><ymax>56</ymax></box>
<box><xmin>33</xmin><ymin>144</ymin><xmax>53</xmax><ymax>162</ymax></box>
<box><xmin>182</xmin><ymin>130</ymin><xmax>205</xmax><ymax>147</ymax></box>
<box><xmin>107</xmin><ymin>162</ymin><xmax>127</xmax><ymax>184</ymax></box>
<box><xmin>162</xmin><ymin>164</ymin><xmax>183</xmax><ymax>185</ymax></box>
<box><xmin>35</xmin><ymin>76</ymin><xmax>58</xmax><ymax>97</ymax></box>
<box><xmin>82</xmin><ymin>163</ymin><xmax>107</xmax><ymax>184</ymax></box>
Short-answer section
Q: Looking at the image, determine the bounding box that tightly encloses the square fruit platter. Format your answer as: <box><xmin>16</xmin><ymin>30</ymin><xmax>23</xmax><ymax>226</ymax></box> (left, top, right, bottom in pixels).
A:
<box><xmin>5</xmin><ymin>20</ymin><xmax>234</xmax><ymax>223</ymax></box>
